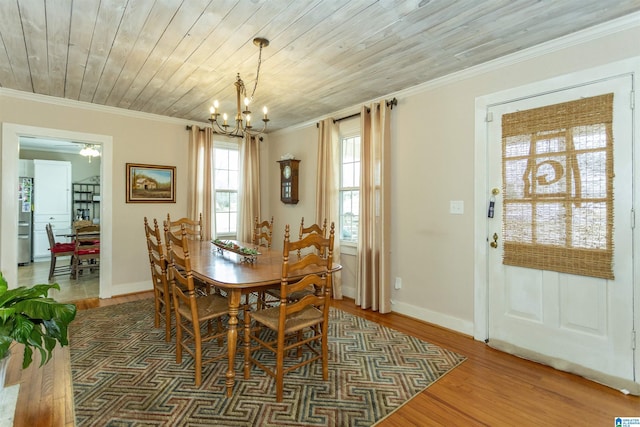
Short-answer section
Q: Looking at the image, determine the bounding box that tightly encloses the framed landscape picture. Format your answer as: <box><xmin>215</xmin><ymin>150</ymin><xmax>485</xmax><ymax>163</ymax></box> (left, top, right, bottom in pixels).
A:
<box><xmin>126</xmin><ymin>163</ymin><xmax>176</xmax><ymax>203</ymax></box>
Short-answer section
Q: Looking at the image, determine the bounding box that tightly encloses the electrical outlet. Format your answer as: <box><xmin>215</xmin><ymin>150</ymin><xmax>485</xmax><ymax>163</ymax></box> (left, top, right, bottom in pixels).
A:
<box><xmin>395</xmin><ymin>277</ymin><xmax>402</xmax><ymax>289</ymax></box>
<box><xmin>450</xmin><ymin>200</ymin><xmax>464</xmax><ymax>215</ymax></box>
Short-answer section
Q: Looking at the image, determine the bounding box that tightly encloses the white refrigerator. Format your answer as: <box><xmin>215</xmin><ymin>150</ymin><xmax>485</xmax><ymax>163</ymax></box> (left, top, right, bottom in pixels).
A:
<box><xmin>18</xmin><ymin>177</ymin><xmax>34</xmax><ymax>265</ymax></box>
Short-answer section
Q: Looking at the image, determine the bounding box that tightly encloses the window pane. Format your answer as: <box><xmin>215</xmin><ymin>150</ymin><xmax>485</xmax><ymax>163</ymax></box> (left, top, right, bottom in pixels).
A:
<box><xmin>229</xmin><ymin>170</ymin><xmax>239</xmax><ymax>189</ymax></box>
<box><xmin>343</xmin><ymin>163</ymin><xmax>355</xmax><ymax>187</ymax></box>
<box><xmin>216</xmin><ymin>212</ymin><xmax>230</xmax><ymax>233</ymax></box>
<box><xmin>215</xmin><ymin>191</ymin><xmax>229</xmax><ymax>211</ymax></box>
<box><xmin>215</xmin><ymin>170</ymin><xmax>228</xmax><ymax>189</ymax></box>
<box><xmin>215</xmin><ymin>149</ymin><xmax>228</xmax><ymax>169</ymax></box>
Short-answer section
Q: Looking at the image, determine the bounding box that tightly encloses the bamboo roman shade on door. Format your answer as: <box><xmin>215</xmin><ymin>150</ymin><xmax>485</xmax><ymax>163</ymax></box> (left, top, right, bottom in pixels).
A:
<box><xmin>501</xmin><ymin>93</ymin><xmax>614</xmax><ymax>279</ymax></box>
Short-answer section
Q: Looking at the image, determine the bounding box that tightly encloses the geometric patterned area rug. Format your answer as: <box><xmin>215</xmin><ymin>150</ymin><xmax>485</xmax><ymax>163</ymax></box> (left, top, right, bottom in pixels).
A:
<box><xmin>70</xmin><ymin>299</ymin><xmax>465</xmax><ymax>426</ymax></box>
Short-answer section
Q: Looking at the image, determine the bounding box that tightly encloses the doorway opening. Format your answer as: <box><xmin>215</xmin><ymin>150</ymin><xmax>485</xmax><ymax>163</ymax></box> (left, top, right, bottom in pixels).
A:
<box><xmin>1</xmin><ymin>123</ymin><xmax>113</xmax><ymax>300</ymax></box>
<box><xmin>18</xmin><ymin>138</ymin><xmax>102</xmax><ymax>302</ymax></box>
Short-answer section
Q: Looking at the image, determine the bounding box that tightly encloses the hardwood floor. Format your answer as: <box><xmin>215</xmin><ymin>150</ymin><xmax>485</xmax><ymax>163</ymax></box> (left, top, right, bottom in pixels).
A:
<box><xmin>5</xmin><ymin>292</ymin><xmax>639</xmax><ymax>426</ymax></box>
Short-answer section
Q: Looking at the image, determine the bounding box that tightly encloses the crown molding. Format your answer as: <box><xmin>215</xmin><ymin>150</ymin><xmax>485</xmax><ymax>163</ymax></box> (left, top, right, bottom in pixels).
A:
<box><xmin>0</xmin><ymin>87</ymin><xmax>210</xmax><ymax>128</ymax></box>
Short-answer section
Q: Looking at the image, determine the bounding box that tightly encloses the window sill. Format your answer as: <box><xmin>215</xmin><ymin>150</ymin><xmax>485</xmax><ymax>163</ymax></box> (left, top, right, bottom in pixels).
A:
<box><xmin>341</xmin><ymin>243</ymin><xmax>357</xmax><ymax>256</ymax></box>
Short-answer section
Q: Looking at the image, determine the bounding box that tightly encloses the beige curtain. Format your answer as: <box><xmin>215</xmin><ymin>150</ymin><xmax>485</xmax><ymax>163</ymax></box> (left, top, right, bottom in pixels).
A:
<box><xmin>237</xmin><ymin>134</ymin><xmax>261</xmax><ymax>243</ymax></box>
<box><xmin>187</xmin><ymin>126</ymin><xmax>214</xmax><ymax>240</ymax></box>
<box><xmin>356</xmin><ymin>102</ymin><xmax>392</xmax><ymax>313</ymax></box>
<box><xmin>316</xmin><ymin>119</ymin><xmax>342</xmax><ymax>299</ymax></box>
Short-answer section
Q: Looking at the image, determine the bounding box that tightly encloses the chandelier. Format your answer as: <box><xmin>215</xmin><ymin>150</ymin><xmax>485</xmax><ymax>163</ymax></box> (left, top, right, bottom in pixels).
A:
<box><xmin>79</xmin><ymin>144</ymin><xmax>100</xmax><ymax>162</ymax></box>
<box><xmin>208</xmin><ymin>37</ymin><xmax>270</xmax><ymax>138</ymax></box>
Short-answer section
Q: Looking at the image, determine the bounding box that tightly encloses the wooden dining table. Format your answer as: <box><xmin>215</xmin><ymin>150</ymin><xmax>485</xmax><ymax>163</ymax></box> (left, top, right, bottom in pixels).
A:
<box><xmin>187</xmin><ymin>239</ymin><xmax>341</xmax><ymax>397</ymax></box>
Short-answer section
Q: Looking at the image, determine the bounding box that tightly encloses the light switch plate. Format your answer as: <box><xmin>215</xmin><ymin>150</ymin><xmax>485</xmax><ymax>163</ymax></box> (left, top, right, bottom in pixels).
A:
<box><xmin>450</xmin><ymin>200</ymin><xmax>464</xmax><ymax>215</ymax></box>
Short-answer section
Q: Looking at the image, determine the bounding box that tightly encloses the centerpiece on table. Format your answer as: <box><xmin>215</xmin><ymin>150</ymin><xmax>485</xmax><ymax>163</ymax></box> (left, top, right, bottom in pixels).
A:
<box><xmin>212</xmin><ymin>239</ymin><xmax>260</xmax><ymax>262</ymax></box>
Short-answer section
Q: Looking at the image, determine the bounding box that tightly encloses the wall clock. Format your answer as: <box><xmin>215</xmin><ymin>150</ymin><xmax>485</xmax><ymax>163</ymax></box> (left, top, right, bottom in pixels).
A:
<box><xmin>277</xmin><ymin>159</ymin><xmax>300</xmax><ymax>204</ymax></box>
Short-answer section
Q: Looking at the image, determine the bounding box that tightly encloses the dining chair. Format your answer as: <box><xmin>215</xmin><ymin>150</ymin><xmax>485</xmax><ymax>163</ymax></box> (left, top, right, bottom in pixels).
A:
<box><xmin>144</xmin><ymin>217</ymin><xmax>172</xmax><ymax>342</ymax></box>
<box><xmin>252</xmin><ymin>216</ymin><xmax>274</xmax><ymax>248</ymax></box>
<box><xmin>298</xmin><ymin>217</ymin><xmax>327</xmax><ymax>258</ymax></box>
<box><xmin>164</xmin><ymin>214</ymin><xmax>212</xmax><ymax>295</ymax></box>
<box><xmin>46</xmin><ymin>223</ymin><xmax>75</xmax><ymax>281</ymax></box>
<box><xmin>243</xmin><ymin>222</ymin><xmax>335</xmax><ymax>402</ymax></box>
<box><xmin>266</xmin><ymin>217</ymin><xmax>329</xmax><ymax>304</ymax></box>
<box><xmin>166</xmin><ymin>213</ymin><xmax>203</xmax><ymax>241</ymax></box>
<box><xmin>251</xmin><ymin>216</ymin><xmax>274</xmax><ymax>309</ymax></box>
<box><xmin>72</xmin><ymin>219</ymin><xmax>93</xmax><ymax>230</ymax></box>
<box><xmin>165</xmin><ymin>222</ymin><xmax>230</xmax><ymax>387</ymax></box>
<box><xmin>71</xmin><ymin>225</ymin><xmax>100</xmax><ymax>279</ymax></box>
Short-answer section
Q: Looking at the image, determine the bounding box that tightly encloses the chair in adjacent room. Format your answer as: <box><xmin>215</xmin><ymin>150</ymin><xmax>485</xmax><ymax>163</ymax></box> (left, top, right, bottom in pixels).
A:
<box><xmin>71</xmin><ymin>225</ymin><xmax>100</xmax><ymax>279</ymax></box>
<box><xmin>46</xmin><ymin>223</ymin><xmax>75</xmax><ymax>281</ymax></box>
<box><xmin>144</xmin><ymin>217</ymin><xmax>172</xmax><ymax>342</ymax></box>
<box><xmin>165</xmin><ymin>222</ymin><xmax>230</xmax><ymax>386</ymax></box>
<box><xmin>243</xmin><ymin>222</ymin><xmax>335</xmax><ymax>402</ymax></box>
<box><xmin>72</xmin><ymin>219</ymin><xmax>93</xmax><ymax>230</ymax></box>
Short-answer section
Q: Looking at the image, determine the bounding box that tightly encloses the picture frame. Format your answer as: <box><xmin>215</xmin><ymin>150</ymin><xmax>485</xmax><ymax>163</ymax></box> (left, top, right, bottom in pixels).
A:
<box><xmin>126</xmin><ymin>163</ymin><xmax>176</xmax><ymax>203</ymax></box>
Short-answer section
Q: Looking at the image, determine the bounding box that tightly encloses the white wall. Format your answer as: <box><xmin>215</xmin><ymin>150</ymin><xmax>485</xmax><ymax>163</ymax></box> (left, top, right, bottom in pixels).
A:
<box><xmin>266</xmin><ymin>19</ymin><xmax>640</xmax><ymax>336</ymax></box>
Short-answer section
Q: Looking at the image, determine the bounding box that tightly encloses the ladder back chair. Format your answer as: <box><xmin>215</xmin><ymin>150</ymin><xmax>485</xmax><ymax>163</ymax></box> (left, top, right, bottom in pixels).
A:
<box><xmin>46</xmin><ymin>223</ymin><xmax>75</xmax><ymax>281</ymax></box>
<box><xmin>252</xmin><ymin>216</ymin><xmax>274</xmax><ymax>248</ymax></box>
<box><xmin>165</xmin><ymin>222</ymin><xmax>230</xmax><ymax>387</ymax></box>
<box><xmin>298</xmin><ymin>217</ymin><xmax>328</xmax><ymax>258</ymax></box>
<box><xmin>144</xmin><ymin>217</ymin><xmax>172</xmax><ymax>342</ymax></box>
<box><xmin>166</xmin><ymin>213</ymin><xmax>203</xmax><ymax>241</ymax></box>
<box><xmin>244</xmin><ymin>222</ymin><xmax>335</xmax><ymax>402</ymax></box>
<box><xmin>164</xmin><ymin>214</ymin><xmax>211</xmax><ymax>295</ymax></box>
<box><xmin>252</xmin><ymin>216</ymin><xmax>275</xmax><ymax>309</ymax></box>
<box><xmin>266</xmin><ymin>217</ymin><xmax>329</xmax><ymax>304</ymax></box>
<box><xmin>71</xmin><ymin>225</ymin><xmax>100</xmax><ymax>279</ymax></box>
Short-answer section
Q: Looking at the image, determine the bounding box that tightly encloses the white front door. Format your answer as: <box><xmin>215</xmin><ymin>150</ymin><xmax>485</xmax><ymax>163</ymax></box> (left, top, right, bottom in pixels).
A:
<box><xmin>486</xmin><ymin>76</ymin><xmax>634</xmax><ymax>381</ymax></box>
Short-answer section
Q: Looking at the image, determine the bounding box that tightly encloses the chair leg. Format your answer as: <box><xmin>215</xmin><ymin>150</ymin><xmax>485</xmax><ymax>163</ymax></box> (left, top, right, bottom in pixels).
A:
<box><xmin>194</xmin><ymin>326</ymin><xmax>202</xmax><ymax>386</ymax></box>
<box><xmin>243</xmin><ymin>307</ymin><xmax>251</xmax><ymax>380</ymax></box>
<box><xmin>175</xmin><ymin>313</ymin><xmax>183</xmax><ymax>364</ymax></box>
<box><xmin>276</xmin><ymin>333</ymin><xmax>285</xmax><ymax>402</ymax></box>
<box><xmin>322</xmin><ymin>323</ymin><xmax>329</xmax><ymax>381</ymax></box>
<box><xmin>49</xmin><ymin>254</ymin><xmax>56</xmax><ymax>281</ymax></box>
<box><xmin>164</xmin><ymin>294</ymin><xmax>172</xmax><ymax>342</ymax></box>
<box><xmin>154</xmin><ymin>289</ymin><xmax>161</xmax><ymax>329</ymax></box>
<box><xmin>70</xmin><ymin>257</ymin><xmax>78</xmax><ymax>279</ymax></box>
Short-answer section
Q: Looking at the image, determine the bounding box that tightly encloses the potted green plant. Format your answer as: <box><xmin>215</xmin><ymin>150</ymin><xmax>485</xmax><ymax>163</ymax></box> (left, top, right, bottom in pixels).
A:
<box><xmin>0</xmin><ymin>271</ymin><xmax>77</xmax><ymax>376</ymax></box>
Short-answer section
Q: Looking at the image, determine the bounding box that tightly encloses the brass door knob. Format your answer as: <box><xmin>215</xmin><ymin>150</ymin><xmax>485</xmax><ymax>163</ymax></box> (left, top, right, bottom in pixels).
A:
<box><xmin>490</xmin><ymin>233</ymin><xmax>498</xmax><ymax>248</ymax></box>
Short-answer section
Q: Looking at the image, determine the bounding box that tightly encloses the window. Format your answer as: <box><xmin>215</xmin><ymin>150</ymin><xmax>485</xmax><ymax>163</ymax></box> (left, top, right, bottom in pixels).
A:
<box><xmin>214</xmin><ymin>142</ymin><xmax>239</xmax><ymax>237</ymax></box>
<box><xmin>340</xmin><ymin>134</ymin><xmax>360</xmax><ymax>243</ymax></box>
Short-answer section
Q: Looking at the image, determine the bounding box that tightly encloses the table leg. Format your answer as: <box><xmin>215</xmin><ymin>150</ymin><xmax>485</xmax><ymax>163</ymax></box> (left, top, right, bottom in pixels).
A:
<box><xmin>225</xmin><ymin>289</ymin><xmax>242</xmax><ymax>397</ymax></box>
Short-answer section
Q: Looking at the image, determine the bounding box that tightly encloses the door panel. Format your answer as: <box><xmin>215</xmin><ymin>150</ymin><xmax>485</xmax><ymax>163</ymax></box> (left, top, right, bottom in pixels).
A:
<box><xmin>487</xmin><ymin>76</ymin><xmax>634</xmax><ymax>380</ymax></box>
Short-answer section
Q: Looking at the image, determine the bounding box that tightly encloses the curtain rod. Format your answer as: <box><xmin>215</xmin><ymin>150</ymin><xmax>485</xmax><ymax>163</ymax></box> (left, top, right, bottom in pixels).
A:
<box><xmin>320</xmin><ymin>97</ymin><xmax>399</xmax><ymax>127</ymax></box>
<box><xmin>185</xmin><ymin>125</ymin><xmax>263</xmax><ymax>141</ymax></box>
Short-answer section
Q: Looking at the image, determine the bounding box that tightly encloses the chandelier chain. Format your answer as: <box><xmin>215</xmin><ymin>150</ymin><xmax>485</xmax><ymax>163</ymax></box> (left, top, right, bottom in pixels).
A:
<box><xmin>248</xmin><ymin>42</ymin><xmax>263</xmax><ymax>102</ymax></box>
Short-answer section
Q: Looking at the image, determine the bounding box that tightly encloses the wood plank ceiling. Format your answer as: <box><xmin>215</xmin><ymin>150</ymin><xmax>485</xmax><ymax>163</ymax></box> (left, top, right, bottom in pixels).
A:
<box><xmin>1</xmin><ymin>0</ymin><xmax>639</xmax><ymax>132</ymax></box>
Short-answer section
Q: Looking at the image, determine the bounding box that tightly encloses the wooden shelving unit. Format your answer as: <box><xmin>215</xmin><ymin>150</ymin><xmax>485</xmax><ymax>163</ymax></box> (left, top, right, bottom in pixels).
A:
<box><xmin>72</xmin><ymin>183</ymin><xmax>100</xmax><ymax>221</ymax></box>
